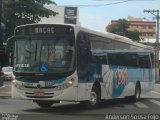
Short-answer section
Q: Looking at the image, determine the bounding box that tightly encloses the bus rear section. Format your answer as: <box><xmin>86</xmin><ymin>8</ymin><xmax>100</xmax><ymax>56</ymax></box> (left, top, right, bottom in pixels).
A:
<box><xmin>91</xmin><ymin>50</ymin><xmax>155</xmax><ymax>102</ymax></box>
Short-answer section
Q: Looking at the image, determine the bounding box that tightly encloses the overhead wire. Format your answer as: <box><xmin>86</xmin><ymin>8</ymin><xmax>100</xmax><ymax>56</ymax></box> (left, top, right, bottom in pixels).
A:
<box><xmin>55</xmin><ymin>0</ymin><xmax>155</xmax><ymax>8</ymax></box>
<box><xmin>62</xmin><ymin>0</ymin><xmax>133</xmax><ymax>8</ymax></box>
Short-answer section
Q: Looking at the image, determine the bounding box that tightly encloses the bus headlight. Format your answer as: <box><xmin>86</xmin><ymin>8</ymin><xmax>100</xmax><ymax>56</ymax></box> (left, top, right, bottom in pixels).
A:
<box><xmin>67</xmin><ymin>78</ymin><xmax>75</xmax><ymax>85</ymax></box>
<box><xmin>12</xmin><ymin>79</ymin><xmax>16</xmax><ymax>85</ymax></box>
<box><xmin>54</xmin><ymin>78</ymin><xmax>75</xmax><ymax>90</ymax></box>
<box><xmin>12</xmin><ymin>80</ymin><xmax>23</xmax><ymax>90</ymax></box>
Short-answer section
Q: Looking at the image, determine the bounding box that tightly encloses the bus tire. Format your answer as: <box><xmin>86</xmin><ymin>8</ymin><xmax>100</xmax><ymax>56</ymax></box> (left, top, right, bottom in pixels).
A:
<box><xmin>134</xmin><ymin>83</ymin><xmax>141</xmax><ymax>101</ymax></box>
<box><xmin>35</xmin><ymin>101</ymin><xmax>54</xmax><ymax>108</ymax></box>
<box><xmin>82</xmin><ymin>85</ymin><xmax>100</xmax><ymax>109</ymax></box>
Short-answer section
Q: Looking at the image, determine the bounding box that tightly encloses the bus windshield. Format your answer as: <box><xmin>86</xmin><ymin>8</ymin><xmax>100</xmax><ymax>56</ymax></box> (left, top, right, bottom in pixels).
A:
<box><xmin>14</xmin><ymin>36</ymin><xmax>75</xmax><ymax>73</ymax></box>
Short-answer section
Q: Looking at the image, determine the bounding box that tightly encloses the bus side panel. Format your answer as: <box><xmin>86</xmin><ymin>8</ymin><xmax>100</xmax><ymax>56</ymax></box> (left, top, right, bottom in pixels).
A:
<box><xmin>101</xmin><ymin>65</ymin><xmax>154</xmax><ymax>100</ymax></box>
<box><xmin>111</xmin><ymin>66</ymin><xmax>129</xmax><ymax>98</ymax></box>
<box><xmin>121</xmin><ymin>68</ymin><xmax>143</xmax><ymax>97</ymax></box>
<box><xmin>59</xmin><ymin>71</ymin><xmax>79</xmax><ymax>101</ymax></box>
<box><xmin>148</xmin><ymin>68</ymin><xmax>155</xmax><ymax>91</ymax></box>
<box><xmin>119</xmin><ymin>68</ymin><xmax>155</xmax><ymax>97</ymax></box>
<box><xmin>140</xmin><ymin>69</ymin><xmax>150</xmax><ymax>94</ymax></box>
<box><xmin>142</xmin><ymin>68</ymin><xmax>155</xmax><ymax>93</ymax></box>
<box><xmin>101</xmin><ymin>65</ymin><xmax>130</xmax><ymax>99</ymax></box>
<box><xmin>76</xmin><ymin>65</ymin><xmax>92</xmax><ymax>101</ymax></box>
<box><xmin>77</xmin><ymin>64</ymin><xmax>102</xmax><ymax>101</ymax></box>
<box><xmin>77</xmin><ymin>83</ymin><xmax>92</xmax><ymax>101</ymax></box>
<box><xmin>102</xmin><ymin>66</ymin><xmax>141</xmax><ymax>98</ymax></box>
<box><xmin>101</xmin><ymin>65</ymin><xmax>113</xmax><ymax>100</ymax></box>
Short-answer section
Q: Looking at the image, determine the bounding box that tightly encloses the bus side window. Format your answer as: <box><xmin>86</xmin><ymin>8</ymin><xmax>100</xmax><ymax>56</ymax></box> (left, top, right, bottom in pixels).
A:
<box><xmin>108</xmin><ymin>53</ymin><xmax>119</xmax><ymax>66</ymax></box>
<box><xmin>108</xmin><ymin>53</ymin><xmax>139</xmax><ymax>67</ymax></box>
<box><xmin>130</xmin><ymin>54</ymin><xmax>139</xmax><ymax>67</ymax></box>
<box><xmin>138</xmin><ymin>54</ymin><xmax>151</xmax><ymax>68</ymax></box>
<box><xmin>91</xmin><ymin>55</ymin><xmax>107</xmax><ymax>64</ymax></box>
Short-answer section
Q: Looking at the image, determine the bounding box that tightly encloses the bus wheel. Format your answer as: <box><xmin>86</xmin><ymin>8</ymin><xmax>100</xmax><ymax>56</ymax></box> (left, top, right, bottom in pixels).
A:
<box><xmin>35</xmin><ymin>101</ymin><xmax>54</xmax><ymax>108</ymax></box>
<box><xmin>134</xmin><ymin>83</ymin><xmax>141</xmax><ymax>101</ymax></box>
<box><xmin>82</xmin><ymin>86</ymin><xmax>100</xmax><ymax>109</ymax></box>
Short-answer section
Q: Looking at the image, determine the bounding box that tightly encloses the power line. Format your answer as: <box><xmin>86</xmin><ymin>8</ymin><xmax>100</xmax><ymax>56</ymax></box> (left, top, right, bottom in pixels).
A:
<box><xmin>57</xmin><ymin>0</ymin><xmax>155</xmax><ymax>8</ymax></box>
<box><xmin>63</xmin><ymin>0</ymin><xmax>133</xmax><ymax>8</ymax></box>
<box><xmin>93</xmin><ymin>0</ymin><xmax>155</xmax><ymax>1</ymax></box>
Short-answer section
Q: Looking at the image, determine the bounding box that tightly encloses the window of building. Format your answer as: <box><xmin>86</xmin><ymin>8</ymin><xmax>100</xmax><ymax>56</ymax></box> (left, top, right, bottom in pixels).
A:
<box><xmin>148</xmin><ymin>26</ymin><xmax>153</xmax><ymax>29</ymax></box>
<box><xmin>142</xmin><ymin>26</ymin><xmax>146</xmax><ymax>29</ymax></box>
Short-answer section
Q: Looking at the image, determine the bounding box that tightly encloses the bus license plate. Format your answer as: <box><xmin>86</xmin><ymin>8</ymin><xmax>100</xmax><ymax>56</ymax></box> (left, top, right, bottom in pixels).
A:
<box><xmin>34</xmin><ymin>92</ymin><xmax>44</xmax><ymax>97</ymax></box>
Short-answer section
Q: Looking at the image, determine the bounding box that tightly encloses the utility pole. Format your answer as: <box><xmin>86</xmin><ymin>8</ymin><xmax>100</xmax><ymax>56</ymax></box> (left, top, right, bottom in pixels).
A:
<box><xmin>144</xmin><ymin>9</ymin><xmax>160</xmax><ymax>82</ymax></box>
<box><xmin>0</xmin><ymin>0</ymin><xmax>2</xmax><ymax>45</ymax></box>
<box><xmin>0</xmin><ymin>0</ymin><xmax>2</xmax><ymax>24</ymax></box>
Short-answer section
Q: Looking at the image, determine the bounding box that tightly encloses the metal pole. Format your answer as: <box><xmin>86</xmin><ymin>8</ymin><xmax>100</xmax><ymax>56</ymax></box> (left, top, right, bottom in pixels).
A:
<box><xmin>144</xmin><ymin>9</ymin><xmax>160</xmax><ymax>82</ymax></box>
<box><xmin>156</xmin><ymin>10</ymin><xmax>159</xmax><ymax>82</ymax></box>
<box><xmin>0</xmin><ymin>0</ymin><xmax>2</xmax><ymax>45</ymax></box>
<box><xmin>0</xmin><ymin>0</ymin><xmax>2</xmax><ymax>24</ymax></box>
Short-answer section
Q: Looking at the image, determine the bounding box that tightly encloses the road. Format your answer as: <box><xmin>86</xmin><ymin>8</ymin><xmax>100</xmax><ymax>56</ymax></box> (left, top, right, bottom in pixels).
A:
<box><xmin>0</xmin><ymin>81</ymin><xmax>160</xmax><ymax>120</ymax></box>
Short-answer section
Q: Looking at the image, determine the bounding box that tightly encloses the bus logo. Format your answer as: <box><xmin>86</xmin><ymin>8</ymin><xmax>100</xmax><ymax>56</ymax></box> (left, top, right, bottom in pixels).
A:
<box><xmin>115</xmin><ymin>68</ymin><xmax>127</xmax><ymax>88</ymax></box>
<box><xmin>112</xmin><ymin>67</ymin><xmax>128</xmax><ymax>97</ymax></box>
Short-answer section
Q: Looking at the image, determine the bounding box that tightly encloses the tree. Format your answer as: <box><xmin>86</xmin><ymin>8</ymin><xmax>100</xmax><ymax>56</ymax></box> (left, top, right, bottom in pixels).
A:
<box><xmin>126</xmin><ymin>30</ymin><xmax>140</xmax><ymax>42</ymax></box>
<box><xmin>3</xmin><ymin>0</ymin><xmax>57</xmax><ymax>40</ymax></box>
<box><xmin>106</xmin><ymin>19</ymin><xmax>140</xmax><ymax>41</ymax></box>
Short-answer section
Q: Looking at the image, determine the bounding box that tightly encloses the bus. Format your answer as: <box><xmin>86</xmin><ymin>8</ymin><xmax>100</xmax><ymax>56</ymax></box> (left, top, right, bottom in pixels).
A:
<box><xmin>8</xmin><ymin>23</ymin><xmax>155</xmax><ymax>108</ymax></box>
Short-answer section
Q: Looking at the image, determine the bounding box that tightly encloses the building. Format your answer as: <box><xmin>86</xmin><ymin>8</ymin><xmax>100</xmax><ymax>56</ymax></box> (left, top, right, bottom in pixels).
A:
<box><xmin>107</xmin><ymin>16</ymin><xmax>156</xmax><ymax>43</ymax></box>
<box><xmin>40</xmin><ymin>6</ymin><xmax>80</xmax><ymax>25</ymax></box>
<box><xmin>127</xmin><ymin>16</ymin><xmax>156</xmax><ymax>43</ymax></box>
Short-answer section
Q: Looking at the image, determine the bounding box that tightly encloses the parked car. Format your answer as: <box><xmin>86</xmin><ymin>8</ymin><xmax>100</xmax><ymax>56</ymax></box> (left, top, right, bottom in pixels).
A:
<box><xmin>1</xmin><ymin>66</ymin><xmax>14</xmax><ymax>81</ymax></box>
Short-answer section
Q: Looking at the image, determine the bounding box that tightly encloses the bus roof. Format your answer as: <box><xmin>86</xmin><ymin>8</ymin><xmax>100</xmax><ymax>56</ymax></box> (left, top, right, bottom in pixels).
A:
<box><xmin>78</xmin><ymin>26</ymin><xmax>153</xmax><ymax>51</ymax></box>
<box><xmin>15</xmin><ymin>23</ymin><xmax>154</xmax><ymax>51</ymax></box>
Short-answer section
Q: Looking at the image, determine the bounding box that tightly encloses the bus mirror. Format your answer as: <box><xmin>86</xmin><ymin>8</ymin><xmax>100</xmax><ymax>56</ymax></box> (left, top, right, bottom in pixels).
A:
<box><xmin>5</xmin><ymin>36</ymin><xmax>15</xmax><ymax>54</ymax></box>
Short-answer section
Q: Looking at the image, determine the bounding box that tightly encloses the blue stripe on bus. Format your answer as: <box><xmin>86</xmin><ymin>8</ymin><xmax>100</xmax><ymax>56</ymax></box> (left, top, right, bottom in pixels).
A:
<box><xmin>16</xmin><ymin>78</ymin><xmax>66</xmax><ymax>84</ymax></box>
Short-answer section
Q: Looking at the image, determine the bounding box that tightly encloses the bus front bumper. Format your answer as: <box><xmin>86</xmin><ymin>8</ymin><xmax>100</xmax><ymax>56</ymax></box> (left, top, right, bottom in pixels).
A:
<box><xmin>11</xmin><ymin>85</ymin><xmax>77</xmax><ymax>101</ymax></box>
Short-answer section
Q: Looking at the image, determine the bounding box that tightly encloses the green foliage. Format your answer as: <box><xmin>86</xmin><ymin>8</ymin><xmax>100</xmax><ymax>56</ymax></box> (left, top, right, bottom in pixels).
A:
<box><xmin>3</xmin><ymin>0</ymin><xmax>57</xmax><ymax>39</ymax></box>
<box><xmin>126</xmin><ymin>30</ymin><xmax>140</xmax><ymax>42</ymax></box>
<box><xmin>106</xmin><ymin>19</ymin><xmax>140</xmax><ymax>41</ymax></box>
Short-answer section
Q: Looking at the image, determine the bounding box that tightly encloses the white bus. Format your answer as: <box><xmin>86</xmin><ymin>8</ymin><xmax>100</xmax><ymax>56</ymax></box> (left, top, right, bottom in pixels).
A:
<box><xmin>8</xmin><ymin>23</ymin><xmax>155</xmax><ymax>108</ymax></box>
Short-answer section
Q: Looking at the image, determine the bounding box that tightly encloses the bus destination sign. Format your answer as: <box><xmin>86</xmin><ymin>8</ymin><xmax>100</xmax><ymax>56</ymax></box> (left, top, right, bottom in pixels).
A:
<box><xmin>15</xmin><ymin>25</ymin><xmax>74</xmax><ymax>35</ymax></box>
<box><xmin>35</xmin><ymin>27</ymin><xmax>55</xmax><ymax>34</ymax></box>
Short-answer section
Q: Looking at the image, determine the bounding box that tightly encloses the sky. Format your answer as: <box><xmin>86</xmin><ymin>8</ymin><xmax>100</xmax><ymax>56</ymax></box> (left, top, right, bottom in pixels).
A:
<box><xmin>53</xmin><ymin>0</ymin><xmax>160</xmax><ymax>31</ymax></box>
